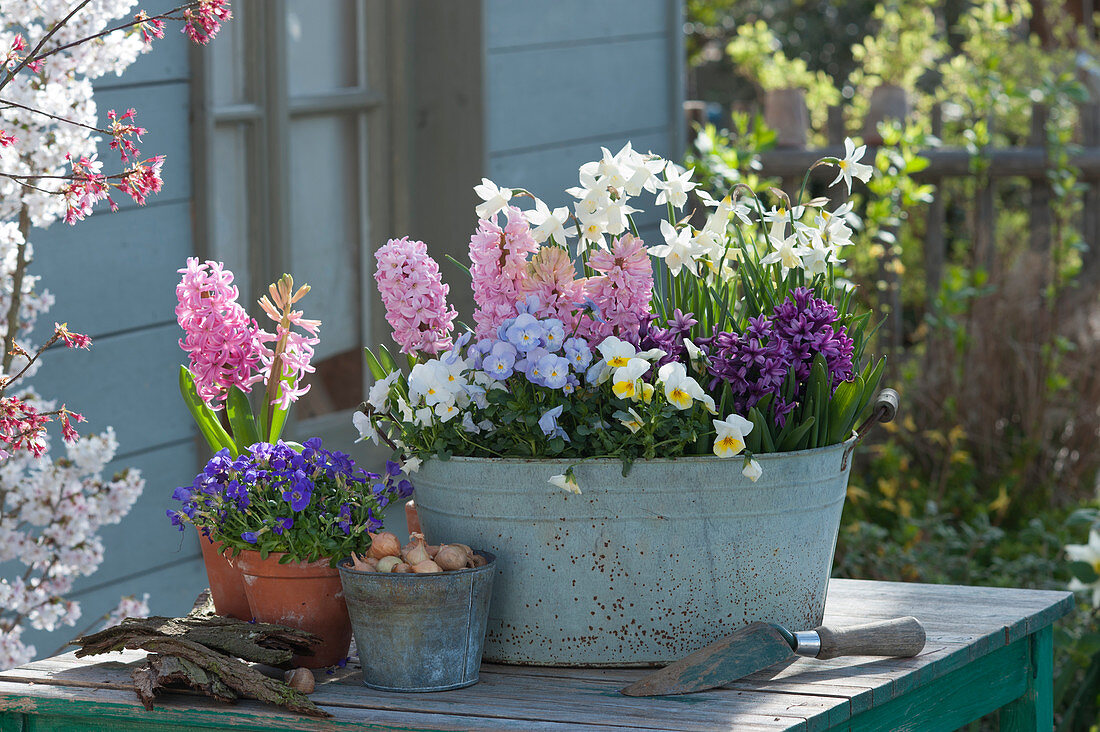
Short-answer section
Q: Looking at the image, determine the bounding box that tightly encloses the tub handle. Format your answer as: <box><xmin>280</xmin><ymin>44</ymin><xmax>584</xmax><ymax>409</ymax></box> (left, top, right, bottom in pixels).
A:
<box><xmin>841</xmin><ymin>389</ymin><xmax>898</xmax><ymax>470</ymax></box>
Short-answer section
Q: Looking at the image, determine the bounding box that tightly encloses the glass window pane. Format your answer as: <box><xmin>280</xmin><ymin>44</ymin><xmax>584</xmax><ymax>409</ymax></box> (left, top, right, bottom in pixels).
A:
<box><xmin>288</xmin><ymin>115</ymin><xmax>360</xmax><ymax>363</ymax></box>
<box><xmin>211</xmin><ymin>123</ymin><xmax>251</xmax><ymax>300</ymax></box>
<box><xmin>286</xmin><ymin>0</ymin><xmax>359</xmax><ymax>96</ymax></box>
<box><xmin>210</xmin><ymin>3</ymin><xmax>249</xmax><ymax>105</ymax></box>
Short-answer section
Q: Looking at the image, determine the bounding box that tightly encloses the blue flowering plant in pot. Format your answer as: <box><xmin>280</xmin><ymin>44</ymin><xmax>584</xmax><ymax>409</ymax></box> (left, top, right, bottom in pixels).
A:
<box><xmin>169</xmin><ymin>438</ymin><xmax>412</xmax><ymax>668</ymax></box>
<box><xmin>355</xmin><ymin>139</ymin><xmax>891</xmax><ymax>665</ymax></box>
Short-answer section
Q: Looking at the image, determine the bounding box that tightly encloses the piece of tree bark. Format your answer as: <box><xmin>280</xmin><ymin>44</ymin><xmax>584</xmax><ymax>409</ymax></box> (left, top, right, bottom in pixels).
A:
<box><xmin>125</xmin><ymin>639</ymin><xmax>329</xmax><ymax>718</ymax></box>
<box><xmin>73</xmin><ymin>615</ymin><xmax>319</xmax><ymax>667</ymax></box>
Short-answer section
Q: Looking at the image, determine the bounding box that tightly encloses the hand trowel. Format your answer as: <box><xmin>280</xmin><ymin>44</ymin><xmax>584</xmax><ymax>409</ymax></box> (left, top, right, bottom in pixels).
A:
<box><xmin>620</xmin><ymin>616</ymin><xmax>925</xmax><ymax>697</ymax></box>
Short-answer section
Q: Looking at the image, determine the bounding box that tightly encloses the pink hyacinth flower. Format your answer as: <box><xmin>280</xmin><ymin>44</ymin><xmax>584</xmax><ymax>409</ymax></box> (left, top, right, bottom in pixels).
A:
<box><xmin>469</xmin><ymin>206</ymin><xmax>539</xmax><ymax>339</ymax></box>
<box><xmin>374</xmin><ymin>237</ymin><xmax>457</xmax><ymax>355</ymax></box>
<box><xmin>175</xmin><ymin>257</ymin><xmax>266</xmax><ymax>407</ymax></box>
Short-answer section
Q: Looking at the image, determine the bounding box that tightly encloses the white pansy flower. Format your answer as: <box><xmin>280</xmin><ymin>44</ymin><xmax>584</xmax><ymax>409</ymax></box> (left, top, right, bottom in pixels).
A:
<box><xmin>654</xmin><ymin>162</ymin><xmax>696</xmax><ymax>209</ymax></box>
<box><xmin>549</xmin><ymin>472</ymin><xmax>582</xmax><ymax>494</ymax></box>
<box><xmin>830</xmin><ymin>138</ymin><xmax>874</xmax><ymax>193</ymax></box>
<box><xmin>597</xmin><ymin>336</ymin><xmax>639</xmax><ymax>368</ymax></box>
<box><xmin>414</xmin><ymin>407</ymin><xmax>434</xmax><ymax>427</ymax></box>
<box><xmin>651</xmin><ymin>220</ymin><xmax>702</xmax><ymax>276</ymax></box>
<box><xmin>474</xmin><ymin>178</ymin><xmax>512</xmax><ymax>219</ymax></box>
<box><xmin>713</xmin><ymin>414</ymin><xmax>754</xmax><ymax>458</ymax></box>
<box><xmin>611</xmin><ymin>358</ymin><xmax>650</xmax><ymax>400</ymax></box>
<box><xmin>367</xmin><ymin>370</ymin><xmax>401</xmax><ymax>411</ymax></box>
<box><xmin>403</xmin><ymin>456</ymin><xmax>422</xmax><ymax>473</ymax></box>
<box><xmin>620</xmin><ymin>408</ymin><xmax>645</xmax><ymax>433</ymax></box>
<box><xmin>657</xmin><ymin>362</ymin><xmax>707</xmax><ymax>410</ymax></box>
<box><xmin>742</xmin><ymin>457</ymin><xmax>763</xmax><ymax>482</ymax></box>
<box><xmin>352</xmin><ymin>411</ymin><xmax>378</xmax><ymax>445</ymax></box>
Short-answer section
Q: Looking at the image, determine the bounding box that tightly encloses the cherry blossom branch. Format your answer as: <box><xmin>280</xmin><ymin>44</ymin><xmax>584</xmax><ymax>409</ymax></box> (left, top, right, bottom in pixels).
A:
<box><xmin>22</xmin><ymin>4</ymin><xmax>201</xmax><ymax>65</ymax></box>
<box><xmin>0</xmin><ymin>0</ymin><xmax>93</xmax><ymax>94</ymax></box>
<box><xmin>1</xmin><ymin>206</ymin><xmax>31</xmax><ymax>376</ymax></box>
<box><xmin>0</xmin><ymin>97</ymin><xmax>107</xmax><ymax>135</ymax></box>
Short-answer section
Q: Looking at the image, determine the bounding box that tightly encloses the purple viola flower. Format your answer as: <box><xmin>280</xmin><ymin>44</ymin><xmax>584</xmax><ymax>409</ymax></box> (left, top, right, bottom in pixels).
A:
<box><xmin>241</xmin><ymin>531</ymin><xmax>259</xmax><ymax>544</ymax></box>
<box><xmin>520</xmin><ymin>346</ymin><xmax>551</xmax><ymax>386</ymax></box>
<box><xmin>534</xmin><ymin>353</ymin><xmax>571</xmax><ymax>390</ymax></box>
<box><xmin>505</xmin><ymin>313</ymin><xmax>546</xmax><ymax>353</ymax></box>
<box><xmin>542</xmin><ymin>319</ymin><xmax>566</xmax><ymax>352</ymax></box>
<box><xmin>563</xmin><ymin>337</ymin><xmax>592</xmax><ymax>371</ymax></box>
<box><xmin>273</xmin><ymin>517</ymin><xmax>294</xmax><ymax>535</ymax></box>
<box><xmin>515</xmin><ymin>294</ymin><xmax>541</xmax><ymax>315</ymax></box>
<box><xmin>470</xmin><ymin>338</ymin><xmax>495</xmax><ymax>369</ymax></box>
<box><xmin>337</xmin><ymin>503</ymin><xmax>352</xmax><ymax>534</ymax></box>
<box><xmin>171</xmin><ymin>486</ymin><xmax>192</xmax><ymax>502</ymax></box>
<box><xmin>397</xmin><ymin>479</ymin><xmax>414</xmax><ymax>499</ymax></box>
<box><xmin>578</xmin><ymin>296</ymin><xmax>606</xmax><ymax>323</ymax></box>
<box><xmin>482</xmin><ymin>340</ymin><xmax>517</xmax><ymax>380</ymax></box>
<box><xmin>538</xmin><ymin>405</ymin><xmax>570</xmax><ymax>442</ymax></box>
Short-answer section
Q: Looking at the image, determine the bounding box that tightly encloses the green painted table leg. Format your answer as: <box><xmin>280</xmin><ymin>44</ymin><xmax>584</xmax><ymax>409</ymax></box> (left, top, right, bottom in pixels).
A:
<box><xmin>999</xmin><ymin>626</ymin><xmax>1054</xmax><ymax>732</ymax></box>
<box><xmin>0</xmin><ymin>713</ymin><xmax>25</xmax><ymax>732</ymax></box>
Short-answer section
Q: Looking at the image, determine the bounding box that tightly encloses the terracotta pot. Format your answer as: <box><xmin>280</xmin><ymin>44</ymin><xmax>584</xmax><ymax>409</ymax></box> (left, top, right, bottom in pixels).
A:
<box><xmin>198</xmin><ymin>533</ymin><xmax>251</xmax><ymax>620</ymax></box>
<box><xmin>863</xmin><ymin>84</ymin><xmax>910</xmax><ymax>145</ymax></box>
<box><xmin>231</xmin><ymin>551</ymin><xmax>351</xmax><ymax>668</ymax></box>
<box><xmin>763</xmin><ymin>87</ymin><xmax>809</xmax><ymax>148</ymax></box>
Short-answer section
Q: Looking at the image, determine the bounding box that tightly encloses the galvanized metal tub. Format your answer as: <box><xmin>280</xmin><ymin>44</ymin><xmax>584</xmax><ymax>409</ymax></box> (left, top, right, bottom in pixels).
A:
<box><xmin>414</xmin><ymin>442</ymin><xmax>852</xmax><ymax>666</ymax></box>
<box><xmin>338</xmin><ymin>554</ymin><xmax>496</xmax><ymax>691</ymax></box>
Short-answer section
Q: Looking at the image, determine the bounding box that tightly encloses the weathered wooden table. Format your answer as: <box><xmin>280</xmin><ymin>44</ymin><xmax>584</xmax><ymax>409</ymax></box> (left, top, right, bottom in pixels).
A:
<box><xmin>0</xmin><ymin>579</ymin><xmax>1074</xmax><ymax>731</ymax></box>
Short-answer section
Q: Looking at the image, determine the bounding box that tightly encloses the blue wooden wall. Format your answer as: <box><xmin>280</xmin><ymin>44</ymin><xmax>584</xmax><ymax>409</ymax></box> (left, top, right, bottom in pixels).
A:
<box><xmin>19</xmin><ymin>4</ymin><xmax>205</xmax><ymax>657</ymax></box>
<box><xmin>484</xmin><ymin>0</ymin><xmax>685</xmax><ymax>241</ymax></box>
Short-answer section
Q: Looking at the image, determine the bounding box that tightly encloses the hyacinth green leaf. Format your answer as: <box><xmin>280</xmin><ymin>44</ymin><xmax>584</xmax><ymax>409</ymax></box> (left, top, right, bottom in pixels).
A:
<box><xmin>364</xmin><ymin>346</ymin><xmax>388</xmax><ymax>381</ymax></box>
<box><xmin>779</xmin><ymin>416</ymin><xmax>815</xmax><ymax>452</ymax></box>
<box><xmin>857</xmin><ymin>357</ymin><xmax>887</xmax><ymax>418</ymax></box>
<box><xmin>809</xmin><ymin>355</ymin><xmax>829</xmax><ymax>447</ymax></box>
<box><xmin>828</xmin><ymin>377</ymin><xmax>864</xmax><ymax>445</ymax></box>
<box><xmin>226</xmin><ymin>386</ymin><xmax>261</xmax><ymax>449</ymax></box>
<box><xmin>179</xmin><ymin>366</ymin><xmax>236</xmax><ymax>455</ymax></box>
<box><xmin>378</xmin><ymin>344</ymin><xmax>399</xmax><ymax>374</ymax></box>
<box><xmin>267</xmin><ymin>372</ymin><xmax>295</xmax><ymax>443</ymax></box>
<box><xmin>749</xmin><ymin>407</ymin><xmax>775</xmax><ymax>453</ymax></box>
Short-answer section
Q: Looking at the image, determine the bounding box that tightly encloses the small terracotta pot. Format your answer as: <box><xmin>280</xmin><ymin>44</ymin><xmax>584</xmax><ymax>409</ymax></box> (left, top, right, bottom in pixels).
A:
<box><xmin>198</xmin><ymin>533</ymin><xmax>251</xmax><ymax>620</ymax></box>
<box><xmin>231</xmin><ymin>551</ymin><xmax>351</xmax><ymax>668</ymax></box>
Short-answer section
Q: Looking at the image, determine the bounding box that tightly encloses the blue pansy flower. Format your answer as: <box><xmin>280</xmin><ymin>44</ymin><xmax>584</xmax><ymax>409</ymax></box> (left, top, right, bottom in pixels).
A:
<box><xmin>505</xmin><ymin>313</ymin><xmax>546</xmax><ymax>353</ymax></box>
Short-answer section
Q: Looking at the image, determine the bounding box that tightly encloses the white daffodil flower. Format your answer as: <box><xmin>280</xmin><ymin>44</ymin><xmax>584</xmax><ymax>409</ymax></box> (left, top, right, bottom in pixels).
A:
<box><xmin>654</xmin><ymin>162</ymin><xmax>696</xmax><ymax>209</ymax></box>
<box><xmin>657</xmin><ymin>361</ymin><xmax>707</xmax><ymax>410</ymax></box>
<box><xmin>1066</xmin><ymin>529</ymin><xmax>1100</xmax><ymax>608</ymax></box>
<box><xmin>800</xmin><ymin>239</ymin><xmax>831</xmax><ymax>277</ymax></box>
<box><xmin>473</xmin><ymin>178</ymin><xmax>512</xmax><ymax>219</ymax></box>
<box><xmin>713</xmin><ymin>414</ymin><xmax>754</xmax><ymax>458</ymax></box>
<box><xmin>352</xmin><ymin>410</ymin><xmax>378</xmax><ymax>445</ymax></box>
<box><xmin>830</xmin><ymin>138</ymin><xmax>874</xmax><ymax>193</ymax></box>
<box><xmin>620</xmin><ymin>407</ymin><xmax>645</xmax><ymax>433</ymax></box>
<box><xmin>595</xmin><ymin>147</ymin><xmax>628</xmax><ymax>189</ymax></box>
<box><xmin>576</xmin><ymin>207</ymin><xmax>607</xmax><ymax>249</ymax></box>
<box><xmin>703</xmin><ymin>195</ymin><xmax>735</xmax><ymax>235</ymax></box>
<box><xmin>549</xmin><ymin>472</ymin><xmax>581</xmax><ymax>494</ymax></box>
<box><xmin>760</xmin><ymin>231</ymin><xmax>811</xmax><ymax>277</ymax></box>
<box><xmin>367</xmin><ymin>370</ymin><xmax>400</xmax><ymax>411</ymax></box>
<box><xmin>612</xmin><ymin>357</ymin><xmax>650</xmax><ymax>400</ymax></box>
<box><xmin>651</xmin><ymin>220</ymin><xmax>702</xmax><ymax>276</ymax></box>
<box><xmin>742</xmin><ymin>457</ymin><xmax>763</xmax><ymax>482</ymax></box>
<box><xmin>525</xmin><ymin>198</ymin><xmax>573</xmax><ymax>246</ymax></box>
<box><xmin>623</xmin><ymin>156</ymin><xmax>665</xmax><ymax>196</ymax></box>
<box><xmin>604</xmin><ymin>197</ymin><xmax>640</xmax><ymax>237</ymax></box>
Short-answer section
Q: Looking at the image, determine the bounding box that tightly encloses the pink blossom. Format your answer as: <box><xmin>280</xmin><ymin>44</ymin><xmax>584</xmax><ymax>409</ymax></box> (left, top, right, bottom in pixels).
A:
<box><xmin>106</xmin><ymin>108</ymin><xmax>146</xmax><ymax>162</ymax></box>
<box><xmin>54</xmin><ymin>322</ymin><xmax>91</xmax><ymax>349</ymax></box>
<box><xmin>183</xmin><ymin>0</ymin><xmax>233</xmax><ymax>45</ymax></box>
<box><xmin>0</xmin><ymin>131</ymin><xmax>14</xmax><ymax>147</ymax></box>
<box><xmin>175</xmin><ymin>257</ymin><xmax>265</xmax><ymax>407</ymax></box>
<box><xmin>255</xmin><ymin>275</ymin><xmax>320</xmax><ymax>410</ymax></box>
<box><xmin>133</xmin><ymin>11</ymin><xmax>166</xmax><ymax>45</ymax></box>
<box><xmin>469</xmin><ymin>207</ymin><xmax>539</xmax><ymax>338</ymax></box>
<box><xmin>579</xmin><ymin>234</ymin><xmax>654</xmax><ymax>342</ymax></box>
<box><xmin>374</xmin><ymin>237</ymin><xmax>457</xmax><ymax>355</ymax></box>
<box><xmin>116</xmin><ymin>155</ymin><xmax>165</xmax><ymax>207</ymax></box>
<box><xmin>521</xmin><ymin>246</ymin><xmax>586</xmax><ymax>326</ymax></box>
<box><xmin>60</xmin><ymin>154</ymin><xmax>110</xmax><ymax>225</ymax></box>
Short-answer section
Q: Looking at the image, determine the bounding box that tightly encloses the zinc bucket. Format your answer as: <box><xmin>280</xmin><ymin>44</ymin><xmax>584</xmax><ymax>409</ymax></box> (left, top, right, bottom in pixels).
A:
<box><xmin>338</xmin><ymin>554</ymin><xmax>496</xmax><ymax>691</ymax></box>
<box><xmin>413</xmin><ymin>441</ymin><xmax>853</xmax><ymax>666</ymax></box>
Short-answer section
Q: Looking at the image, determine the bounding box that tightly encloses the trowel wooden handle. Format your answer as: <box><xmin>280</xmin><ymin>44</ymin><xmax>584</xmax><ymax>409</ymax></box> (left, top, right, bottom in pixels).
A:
<box><xmin>815</xmin><ymin>616</ymin><xmax>925</xmax><ymax>660</ymax></box>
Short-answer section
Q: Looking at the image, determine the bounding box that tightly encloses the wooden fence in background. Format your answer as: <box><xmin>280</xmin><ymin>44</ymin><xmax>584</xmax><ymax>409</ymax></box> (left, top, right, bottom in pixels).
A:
<box><xmin>686</xmin><ymin>100</ymin><xmax>1100</xmax><ymax>350</ymax></box>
